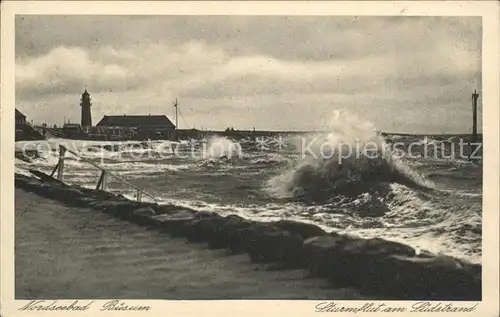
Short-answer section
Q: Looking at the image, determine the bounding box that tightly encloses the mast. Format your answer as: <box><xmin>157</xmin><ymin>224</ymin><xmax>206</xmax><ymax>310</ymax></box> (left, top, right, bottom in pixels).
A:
<box><xmin>173</xmin><ymin>98</ymin><xmax>178</xmax><ymax>130</ymax></box>
<box><xmin>472</xmin><ymin>90</ymin><xmax>479</xmax><ymax>144</ymax></box>
<box><xmin>172</xmin><ymin>98</ymin><xmax>179</xmax><ymax>141</ymax></box>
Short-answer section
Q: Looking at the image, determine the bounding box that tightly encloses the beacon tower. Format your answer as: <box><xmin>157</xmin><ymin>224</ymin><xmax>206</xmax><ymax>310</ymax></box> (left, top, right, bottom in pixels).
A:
<box><xmin>80</xmin><ymin>88</ymin><xmax>92</xmax><ymax>128</ymax></box>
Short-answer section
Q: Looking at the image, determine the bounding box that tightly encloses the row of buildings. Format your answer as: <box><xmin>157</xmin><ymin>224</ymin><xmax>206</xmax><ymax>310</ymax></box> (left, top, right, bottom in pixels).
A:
<box><xmin>16</xmin><ymin>89</ymin><xmax>177</xmax><ymax>141</ymax></box>
<box><xmin>18</xmin><ymin>89</ymin><xmax>177</xmax><ymax>141</ymax></box>
<box><xmin>73</xmin><ymin>88</ymin><xmax>177</xmax><ymax>140</ymax></box>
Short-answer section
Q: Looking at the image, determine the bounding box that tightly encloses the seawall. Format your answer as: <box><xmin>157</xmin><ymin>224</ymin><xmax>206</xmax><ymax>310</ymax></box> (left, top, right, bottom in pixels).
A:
<box><xmin>14</xmin><ymin>172</ymin><xmax>481</xmax><ymax>300</ymax></box>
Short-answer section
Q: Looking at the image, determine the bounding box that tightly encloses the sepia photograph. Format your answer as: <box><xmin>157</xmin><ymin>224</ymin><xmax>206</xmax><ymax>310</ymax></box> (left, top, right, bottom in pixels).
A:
<box><xmin>1</xmin><ymin>1</ymin><xmax>499</xmax><ymax>316</ymax></box>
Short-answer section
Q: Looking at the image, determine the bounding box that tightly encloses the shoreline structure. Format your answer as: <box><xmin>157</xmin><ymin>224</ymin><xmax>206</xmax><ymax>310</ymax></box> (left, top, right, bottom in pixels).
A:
<box><xmin>15</xmin><ymin>168</ymin><xmax>481</xmax><ymax>300</ymax></box>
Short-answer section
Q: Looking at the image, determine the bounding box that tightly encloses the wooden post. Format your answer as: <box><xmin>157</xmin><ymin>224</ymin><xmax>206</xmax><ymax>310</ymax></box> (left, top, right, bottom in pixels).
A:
<box><xmin>137</xmin><ymin>190</ymin><xmax>142</xmax><ymax>202</ymax></box>
<box><xmin>57</xmin><ymin>145</ymin><xmax>66</xmax><ymax>181</ymax></box>
<box><xmin>50</xmin><ymin>162</ymin><xmax>60</xmax><ymax>177</ymax></box>
<box><xmin>96</xmin><ymin>172</ymin><xmax>103</xmax><ymax>190</ymax></box>
<box><xmin>472</xmin><ymin>90</ymin><xmax>479</xmax><ymax>144</ymax></box>
<box><xmin>96</xmin><ymin>170</ymin><xmax>107</xmax><ymax>190</ymax></box>
<box><xmin>101</xmin><ymin>171</ymin><xmax>107</xmax><ymax>191</ymax></box>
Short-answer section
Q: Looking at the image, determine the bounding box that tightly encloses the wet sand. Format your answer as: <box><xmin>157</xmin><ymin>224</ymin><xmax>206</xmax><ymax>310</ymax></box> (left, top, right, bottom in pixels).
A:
<box><xmin>15</xmin><ymin>188</ymin><xmax>366</xmax><ymax>299</ymax></box>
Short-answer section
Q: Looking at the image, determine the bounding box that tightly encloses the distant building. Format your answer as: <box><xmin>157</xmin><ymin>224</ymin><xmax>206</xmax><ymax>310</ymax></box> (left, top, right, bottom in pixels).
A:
<box><xmin>177</xmin><ymin>128</ymin><xmax>203</xmax><ymax>140</ymax></box>
<box><xmin>80</xmin><ymin>88</ymin><xmax>92</xmax><ymax>128</ymax></box>
<box><xmin>96</xmin><ymin>115</ymin><xmax>176</xmax><ymax>140</ymax></box>
<box><xmin>62</xmin><ymin>123</ymin><xmax>85</xmax><ymax>138</ymax></box>
<box><xmin>15</xmin><ymin>109</ymin><xmax>27</xmax><ymax>129</ymax></box>
<box><xmin>15</xmin><ymin>108</ymin><xmax>44</xmax><ymax>141</ymax></box>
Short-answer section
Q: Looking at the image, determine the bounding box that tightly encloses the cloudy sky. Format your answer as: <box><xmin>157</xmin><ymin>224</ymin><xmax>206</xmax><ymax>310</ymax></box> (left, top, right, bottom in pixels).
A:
<box><xmin>15</xmin><ymin>16</ymin><xmax>481</xmax><ymax>133</ymax></box>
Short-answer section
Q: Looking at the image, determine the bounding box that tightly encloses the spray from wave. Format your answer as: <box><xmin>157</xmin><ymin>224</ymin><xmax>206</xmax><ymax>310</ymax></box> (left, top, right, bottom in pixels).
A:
<box><xmin>194</xmin><ymin>136</ymin><xmax>244</xmax><ymax>168</ymax></box>
<box><xmin>203</xmin><ymin>136</ymin><xmax>243</xmax><ymax>159</ymax></box>
<box><xmin>267</xmin><ymin>110</ymin><xmax>433</xmax><ymax>202</ymax></box>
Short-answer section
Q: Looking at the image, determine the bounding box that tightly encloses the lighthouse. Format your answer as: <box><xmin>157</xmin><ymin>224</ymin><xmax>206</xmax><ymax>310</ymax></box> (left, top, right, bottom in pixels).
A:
<box><xmin>80</xmin><ymin>88</ymin><xmax>92</xmax><ymax>128</ymax></box>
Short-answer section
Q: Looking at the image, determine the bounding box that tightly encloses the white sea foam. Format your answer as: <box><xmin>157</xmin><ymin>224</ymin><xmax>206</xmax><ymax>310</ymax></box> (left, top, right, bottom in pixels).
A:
<box><xmin>14</xmin><ymin>127</ymin><xmax>481</xmax><ymax>264</ymax></box>
<box><xmin>266</xmin><ymin>110</ymin><xmax>433</xmax><ymax>200</ymax></box>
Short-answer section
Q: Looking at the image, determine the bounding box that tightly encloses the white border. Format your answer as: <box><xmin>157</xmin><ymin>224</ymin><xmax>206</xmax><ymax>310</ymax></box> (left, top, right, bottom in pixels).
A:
<box><xmin>1</xmin><ymin>2</ymin><xmax>499</xmax><ymax>317</ymax></box>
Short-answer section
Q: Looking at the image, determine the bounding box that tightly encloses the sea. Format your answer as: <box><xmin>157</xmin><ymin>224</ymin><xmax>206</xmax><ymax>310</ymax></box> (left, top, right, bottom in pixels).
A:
<box><xmin>15</xmin><ymin>114</ymin><xmax>482</xmax><ymax>264</ymax></box>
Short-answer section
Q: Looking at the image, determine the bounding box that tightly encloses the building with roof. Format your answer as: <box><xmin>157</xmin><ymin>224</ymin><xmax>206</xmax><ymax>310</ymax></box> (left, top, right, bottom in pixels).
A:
<box><xmin>95</xmin><ymin>114</ymin><xmax>176</xmax><ymax>140</ymax></box>
<box><xmin>15</xmin><ymin>109</ymin><xmax>27</xmax><ymax>129</ymax></box>
<box><xmin>61</xmin><ymin>123</ymin><xmax>87</xmax><ymax>139</ymax></box>
<box><xmin>15</xmin><ymin>108</ymin><xmax>45</xmax><ymax>141</ymax></box>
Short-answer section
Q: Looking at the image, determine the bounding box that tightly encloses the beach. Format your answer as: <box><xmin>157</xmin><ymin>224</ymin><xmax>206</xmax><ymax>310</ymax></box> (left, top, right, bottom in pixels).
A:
<box><xmin>15</xmin><ymin>187</ymin><xmax>365</xmax><ymax>299</ymax></box>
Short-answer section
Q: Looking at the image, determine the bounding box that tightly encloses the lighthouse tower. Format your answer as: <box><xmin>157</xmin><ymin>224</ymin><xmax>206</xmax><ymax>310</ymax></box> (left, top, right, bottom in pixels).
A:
<box><xmin>80</xmin><ymin>88</ymin><xmax>92</xmax><ymax>128</ymax></box>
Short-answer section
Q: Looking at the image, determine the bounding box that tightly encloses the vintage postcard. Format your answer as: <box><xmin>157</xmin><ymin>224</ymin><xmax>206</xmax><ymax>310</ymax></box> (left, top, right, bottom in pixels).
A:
<box><xmin>1</xmin><ymin>1</ymin><xmax>499</xmax><ymax>316</ymax></box>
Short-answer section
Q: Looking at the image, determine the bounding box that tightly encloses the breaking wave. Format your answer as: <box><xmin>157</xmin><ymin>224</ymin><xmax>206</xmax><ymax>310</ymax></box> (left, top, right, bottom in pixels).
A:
<box><xmin>267</xmin><ymin>111</ymin><xmax>433</xmax><ymax>202</ymax></box>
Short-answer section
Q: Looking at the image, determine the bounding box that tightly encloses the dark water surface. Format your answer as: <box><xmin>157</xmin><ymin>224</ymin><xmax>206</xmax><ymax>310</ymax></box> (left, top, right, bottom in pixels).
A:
<box><xmin>16</xmin><ymin>132</ymin><xmax>482</xmax><ymax>264</ymax></box>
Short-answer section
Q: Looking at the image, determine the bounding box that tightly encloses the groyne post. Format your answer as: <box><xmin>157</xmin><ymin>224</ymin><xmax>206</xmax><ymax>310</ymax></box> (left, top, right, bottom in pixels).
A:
<box><xmin>56</xmin><ymin>145</ymin><xmax>66</xmax><ymax>181</ymax></box>
<box><xmin>50</xmin><ymin>162</ymin><xmax>60</xmax><ymax>178</ymax></box>
<box><xmin>96</xmin><ymin>170</ymin><xmax>107</xmax><ymax>191</ymax></box>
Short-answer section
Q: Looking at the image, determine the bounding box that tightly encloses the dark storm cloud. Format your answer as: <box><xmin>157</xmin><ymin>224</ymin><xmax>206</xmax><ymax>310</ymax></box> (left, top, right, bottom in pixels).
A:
<box><xmin>15</xmin><ymin>15</ymin><xmax>482</xmax><ymax>132</ymax></box>
<box><xmin>16</xmin><ymin>15</ymin><xmax>481</xmax><ymax>61</ymax></box>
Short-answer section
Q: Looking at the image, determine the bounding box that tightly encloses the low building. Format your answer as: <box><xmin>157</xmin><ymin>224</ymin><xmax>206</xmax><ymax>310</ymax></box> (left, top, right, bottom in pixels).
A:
<box><xmin>95</xmin><ymin>115</ymin><xmax>176</xmax><ymax>140</ymax></box>
<box><xmin>62</xmin><ymin>123</ymin><xmax>85</xmax><ymax>139</ymax></box>
<box><xmin>15</xmin><ymin>109</ymin><xmax>27</xmax><ymax>129</ymax></box>
<box><xmin>15</xmin><ymin>108</ymin><xmax>45</xmax><ymax>141</ymax></box>
<box><xmin>177</xmin><ymin>128</ymin><xmax>204</xmax><ymax>140</ymax></box>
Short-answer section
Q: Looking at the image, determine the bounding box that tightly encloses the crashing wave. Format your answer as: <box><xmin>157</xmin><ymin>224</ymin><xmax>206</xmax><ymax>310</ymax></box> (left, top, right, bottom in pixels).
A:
<box><xmin>267</xmin><ymin>110</ymin><xmax>433</xmax><ymax>202</ymax></box>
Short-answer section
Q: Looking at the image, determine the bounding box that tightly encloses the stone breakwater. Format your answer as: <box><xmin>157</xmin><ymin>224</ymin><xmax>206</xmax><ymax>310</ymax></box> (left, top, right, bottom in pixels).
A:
<box><xmin>15</xmin><ymin>172</ymin><xmax>481</xmax><ymax>300</ymax></box>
